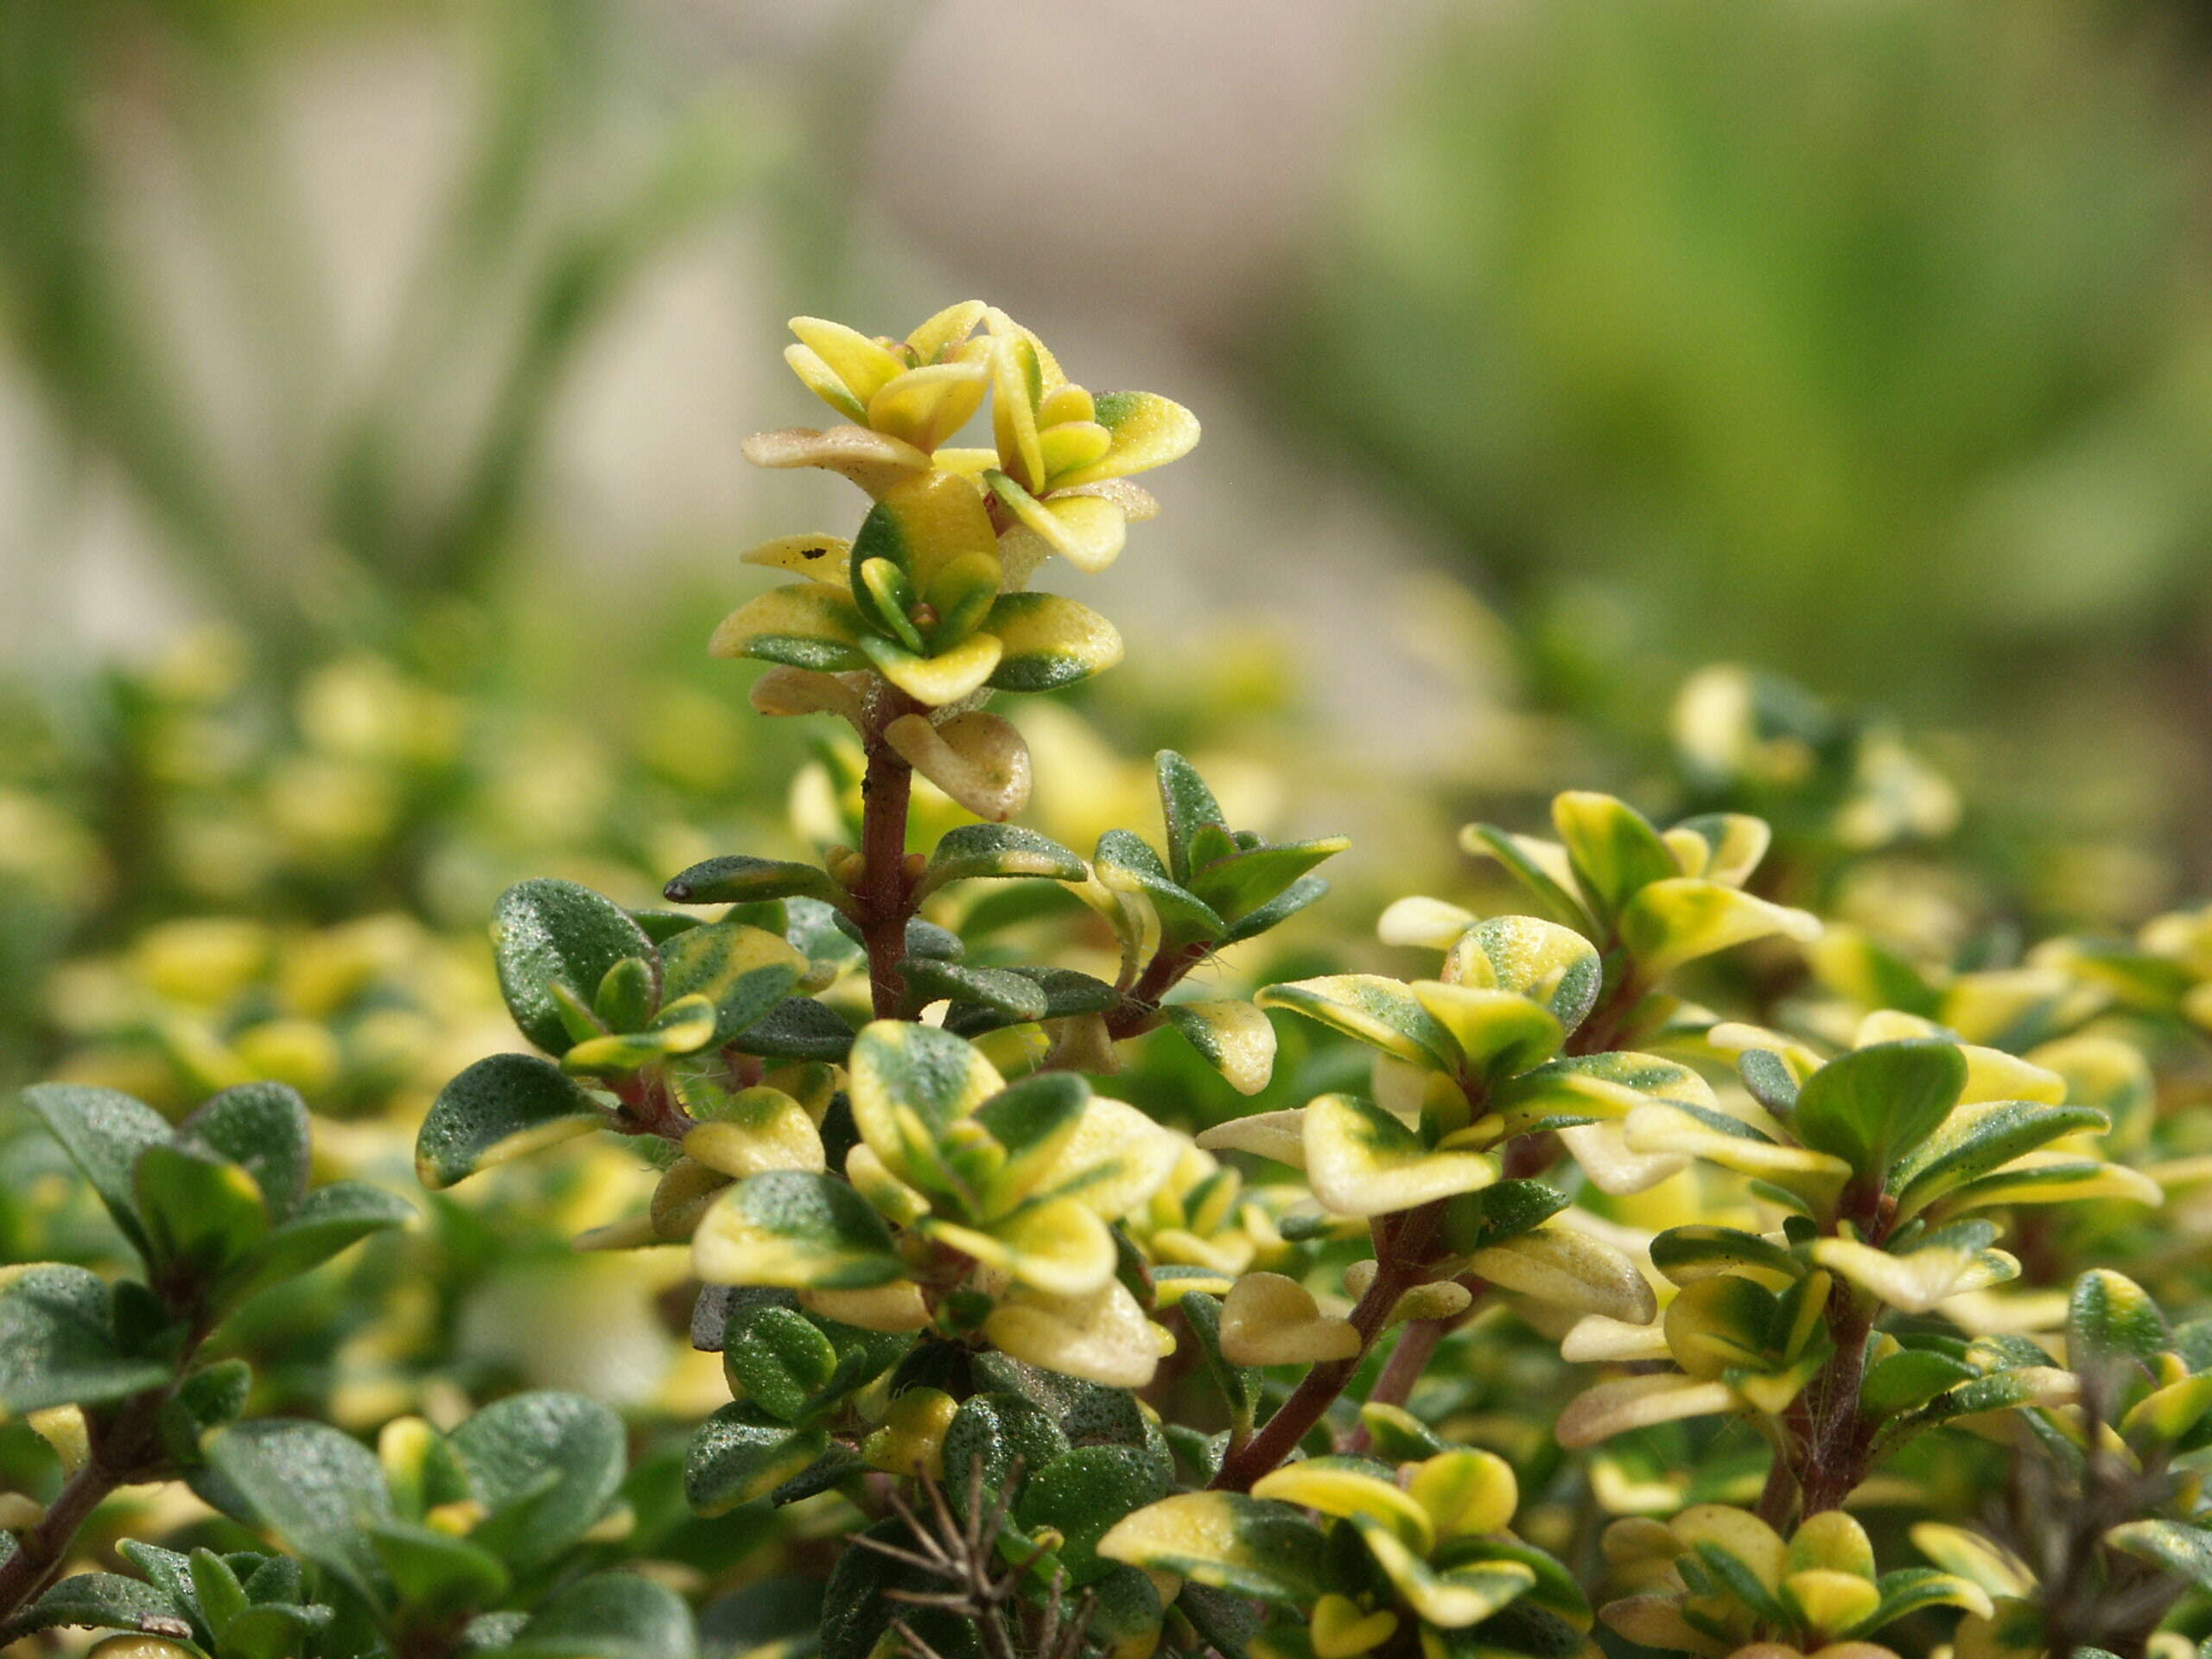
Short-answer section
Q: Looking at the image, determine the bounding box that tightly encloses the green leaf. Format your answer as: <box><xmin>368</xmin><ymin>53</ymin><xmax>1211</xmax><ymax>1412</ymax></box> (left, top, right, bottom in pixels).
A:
<box><xmin>505</xmin><ymin>1572</ymin><xmax>699</xmax><ymax>1659</ymax></box>
<box><xmin>370</xmin><ymin>1522</ymin><xmax>510</xmax><ymax>1618</ymax></box>
<box><xmin>161</xmin><ymin>1360</ymin><xmax>255</xmax><ymax>1466</ymax></box>
<box><xmin>492</xmin><ymin>880</ymin><xmax>658</xmax><ymax>1056</ymax></box>
<box><xmin>627</xmin><ymin>907</ymin><xmax>705</xmax><ymax>944</ymax></box>
<box><xmin>974</xmin><ymin>1071</ymin><xmax>1091</xmax><ymax>1172</ymax></box>
<box><xmin>1648</xmin><ymin>1225</ymin><xmax>1802</xmax><ymax>1288</ymax></box>
<box><xmin>1187</xmin><ymin>838</ymin><xmax>1351</xmax><ymax>925</ymax></box>
<box><xmin>417</xmin><ymin>1054</ymin><xmax>604</xmax><ymax>1190</ymax></box>
<box><xmin>0</xmin><ymin>1263</ymin><xmax>169</xmax><ymax>1414</ymax></box>
<box><xmin>940</xmin><ymin>1392</ymin><xmax>1071</xmax><ymax>1518</ymax></box>
<box><xmin>822</xmin><ymin>1520</ymin><xmax>980</xmax><ymax>1659</ymax></box>
<box><xmin>15</xmin><ymin>1573</ymin><xmax>191</xmax><ymax>1641</ymax></box>
<box><xmin>1442</xmin><ymin>1179</ymin><xmax>1572</xmax><ymax>1254</ymax></box>
<box><xmin>694</xmin><ymin>1171</ymin><xmax>906</xmax><ymax>1291</ymax></box>
<box><xmin>136</xmin><ymin>1142</ymin><xmax>270</xmax><ymax>1282</ymax></box>
<box><xmin>1915</xmin><ymin>1368</ymin><xmax>2059</xmax><ymax>1426</ymax></box>
<box><xmin>1789</xmin><ymin>1039</ymin><xmax>1967</xmax><ymax>1182</ymax></box>
<box><xmin>1156</xmin><ymin>751</ymin><xmax>1228</xmax><ymax>886</ymax></box>
<box><xmin>186</xmin><ymin>1549</ymin><xmax>246</xmax><ymax>1643</ymax></box>
<box><xmin>730</xmin><ymin>997</ymin><xmax>858</xmax><ymax>1061</ymax></box>
<box><xmin>945</xmin><ymin>968</ymin><xmax>1120</xmax><ymax>1035</ymax></box>
<box><xmin>1177</xmin><ymin>1293</ymin><xmax>1262</xmax><ymax>1432</ymax></box>
<box><xmin>2109</xmin><ymin>1519</ymin><xmax>2212</xmax><ymax>1591</ymax></box>
<box><xmin>724</xmin><ymin>1304</ymin><xmax>840</xmax><ymax>1423</ymax></box>
<box><xmin>115</xmin><ymin>1542</ymin><xmax>200</xmax><ymax>1614</ymax></box>
<box><xmin>918</xmin><ymin>823</ymin><xmax>1088</xmax><ymax>897</ymax></box>
<box><xmin>1177</xmin><ymin>1585</ymin><xmax>1262</xmax><ymax>1659</ymax></box>
<box><xmin>1094</xmin><ymin>830</ymin><xmax>1225</xmax><ymax>947</ymax></box>
<box><xmin>181</xmin><ymin>1083</ymin><xmax>311</xmax><ymax>1223</ymax></box>
<box><xmin>1891</xmin><ymin>1101</ymin><xmax>2111</xmax><ymax>1219</ymax></box>
<box><xmin>18</xmin><ymin>1083</ymin><xmax>169</xmax><ymax>1255</ymax></box>
<box><xmin>686</xmin><ymin>1406</ymin><xmax>831</xmax><ymax>1516</ymax></box>
<box><xmin>855</xmin><ymin>556</ymin><xmax>926</xmax><ymax>653</ymax></box>
<box><xmin>1859</xmin><ymin>1567</ymin><xmax>1997</xmax><ymax>1630</ymax></box>
<box><xmin>900</xmin><ymin>958</ymin><xmax>1050</xmax><ymax>1020</ymax></box>
<box><xmin>238</xmin><ymin>1181</ymin><xmax>414</xmax><ymax>1289</ymax></box>
<box><xmin>195</xmin><ymin>1421</ymin><xmax>394</xmax><ymax>1605</ymax></box>
<box><xmin>1552</xmin><ymin>791</ymin><xmax>1678</xmax><ymax>921</ymax></box>
<box><xmin>696</xmin><ymin>1578</ymin><xmax>822</xmax><ymax>1659</ymax></box>
<box><xmin>1459</xmin><ymin>825</ymin><xmax>1594</xmax><ymax>932</ymax></box>
<box><xmin>594</xmin><ymin>957</ymin><xmax>658</xmax><ymax>1033</ymax></box>
<box><xmin>661</xmin><ymin>922</ymin><xmax>807</xmax><ymax>1043</ymax></box>
<box><xmin>1221</xmin><ymin>874</ymin><xmax>1331</xmax><ymax>944</ymax></box>
<box><xmin>1016</xmin><ymin>1446</ymin><xmax>1173</xmax><ymax>1586</ymax></box>
<box><xmin>450</xmin><ymin>1391</ymin><xmax>626</xmax><ymax>1571</ymax></box>
<box><xmin>1860</xmin><ymin>1348</ymin><xmax>1980</xmax><ymax>1415</ymax></box>
<box><xmin>1739</xmin><ymin>1048</ymin><xmax>1801</xmax><ymax>1113</ymax></box>
<box><xmin>664</xmin><ymin>855</ymin><xmax>844</xmax><ymax>908</ymax></box>
<box><xmin>2068</xmin><ymin>1269</ymin><xmax>2171</xmax><ymax>1375</ymax></box>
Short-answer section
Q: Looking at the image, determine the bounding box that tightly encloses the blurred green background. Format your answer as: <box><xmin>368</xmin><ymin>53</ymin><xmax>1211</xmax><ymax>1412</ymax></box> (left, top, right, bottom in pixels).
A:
<box><xmin>4</xmin><ymin>0</ymin><xmax>2212</xmax><ymax>1069</ymax></box>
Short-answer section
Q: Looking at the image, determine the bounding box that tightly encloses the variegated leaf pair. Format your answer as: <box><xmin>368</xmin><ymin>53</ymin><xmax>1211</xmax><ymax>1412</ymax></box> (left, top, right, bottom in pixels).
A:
<box><xmin>1600</xmin><ymin>1505</ymin><xmax>1990</xmax><ymax>1656</ymax></box>
<box><xmin>715</xmin><ymin>470</ymin><xmax>1122</xmax><ymax>708</ymax></box>
<box><xmin>1100</xmin><ymin>1449</ymin><xmax>1592</xmax><ymax>1659</ymax></box>
<box><xmin>1202</xmin><ymin>916</ymin><xmax>1711</xmax><ymax>1217</ymax></box>
<box><xmin>693</xmin><ymin>1020</ymin><xmax>1180</xmax><ymax>1386</ymax></box>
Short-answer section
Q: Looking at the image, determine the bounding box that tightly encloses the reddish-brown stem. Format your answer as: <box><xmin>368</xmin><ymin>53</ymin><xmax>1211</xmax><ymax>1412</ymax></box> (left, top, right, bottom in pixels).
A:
<box><xmin>1212</xmin><ymin>1206</ymin><xmax>1443</xmax><ymax>1491</ymax></box>
<box><xmin>1561</xmin><ymin>964</ymin><xmax>1644</xmax><ymax>1059</ymax></box>
<box><xmin>0</xmin><ymin>1371</ymin><xmax>185</xmax><ymax>1635</ymax></box>
<box><xmin>612</xmin><ymin>1072</ymin><xmax>691</xmax><ymax>1142</ymax></box>
<box><xmin>1796</xmin><ymin>1294</ymin><xmax>1878</xmax><ymax>1516</ymax></box>
<box><xmin>1755</xmin><ymin>1399</ymin><xmax>1811</xmax><ymax>1528</ymax></box>
<box><xmin>1348</xmin><ymin>1268</ymin><xmax>1490</xmax><ymax>1455</ymax></box>
<box><xmin>1102</xmin><ymin>941</ymin><xmax>1211</xmax><ymax>1041</ymax></box>
<box><xmin>1358</xmin><ymin>1321</ymin><xmax>1445</xmax><ymax>1424</ymax></box>
<box><xmin>858</xmin><ymin>690</ymin><xmax>922</xmax><ymax>1021</ymax></box>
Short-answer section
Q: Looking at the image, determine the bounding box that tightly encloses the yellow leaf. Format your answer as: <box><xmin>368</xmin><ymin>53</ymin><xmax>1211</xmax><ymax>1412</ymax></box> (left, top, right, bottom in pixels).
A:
<box><xmin>1305</xmin><ymin>1093</ymin><xmax>1497</xmax><ymax>1217</ymax></box>
<box><xmin>1253</xmin><ymin>1459</ymin><xmax>1433</xmax><ymax>1551</ymax></box>
<box><xmin>887</xmin><ymin>710</ymin><xmax>1032</xmax><ymax>823</ymax></box>
<box><xmin>741</xmin><ymin>424</ymin><xmax>931</xmax><ymax>498</ymax></box>
<box><xmin>862</xmin><ymin>632</ymin><xmax>1005</xmax><ymax>707</ymax></box>
<box><xmin>1557</xmin><ymin>1374</ymin><xmax>1738</xmax><ymax>1447</ymax></box>
<box><xmin>1220</xmin><ymin>1271</ymin><xmax>1362</xmax><ymax>1365</ymax></box>
<box><xmin>741</xmin><ymin>532</ymin><xmax>852</xmax><ymax>583</ymax></box>
<box><xmin>1408</xmin><ymin>1448</ymin><xmax>1518</xmax><ymax>1541</ymax></box>
<box><xmin>985</xmin><ymin>1280</ymin><xmax>1164</xmax><ymax>1388</ymax></box>
<box><xmin>1051</xmin><ymin>391</ymin><xmax>1202</xmax><ymax>490</ymax></box>
<box><xmin>1465</xmin><ymin>1225</ymin><xmax>1657</xmax><ymax>1325</ymax></box>
<box><xmin>868</xmin><ymin>362</ymin><xmax>989</xmax><ymax>454</ymax></box>
<box><xmin>921</xmin><ymin>1198</ymin><xmax>1117</xmax><ymax>1298</ymax></box>
<box><xmin>788</xmin><ymin>316</ymin><xmax>906</xmax><ymax>405</ymax></box>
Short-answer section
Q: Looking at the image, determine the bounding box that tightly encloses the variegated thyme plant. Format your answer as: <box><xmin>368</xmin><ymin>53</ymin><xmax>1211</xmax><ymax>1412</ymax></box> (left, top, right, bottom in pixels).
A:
<box><xmin>10</xmin><ymin>304</ymin><xmax>2212</xmax><ymax>1659</ymax></box>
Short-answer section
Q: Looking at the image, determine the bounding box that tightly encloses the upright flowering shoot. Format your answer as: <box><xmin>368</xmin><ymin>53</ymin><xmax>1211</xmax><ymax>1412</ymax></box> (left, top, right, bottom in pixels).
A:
<box><xmin>719</xmin><ymin>304</ymin><xmax>1198</xmax><ymax>709</ymax></box>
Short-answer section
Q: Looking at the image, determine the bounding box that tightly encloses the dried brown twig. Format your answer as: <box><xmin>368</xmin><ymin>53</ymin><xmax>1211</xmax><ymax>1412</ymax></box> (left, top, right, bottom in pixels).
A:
<box><xmin>856</xmin><ymin>1459</ymin><xmax>1095</xmax><ymax>1659</ymax></box>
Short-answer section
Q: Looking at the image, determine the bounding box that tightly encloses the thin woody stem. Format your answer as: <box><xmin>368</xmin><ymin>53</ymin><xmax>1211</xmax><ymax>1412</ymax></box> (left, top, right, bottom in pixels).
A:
<box><xmin>1103</xmin><ymin>941</ymin><xmax>1211</xmax><ymax>1040</ymax></box>
<box><xmin>1211</xmin><ymin>1205</ymin><xmax>1443</xmax><ymax>1491</ymax></box>
<box><xmin>858</xmin><ymin>688</ymin><xmax>922</xmax><ymax>1021</ymax></box>
<box><xmin>0</xmin><ymin>1365</ymin><xmax>196</xmax><ymax>1636</ymax></box>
